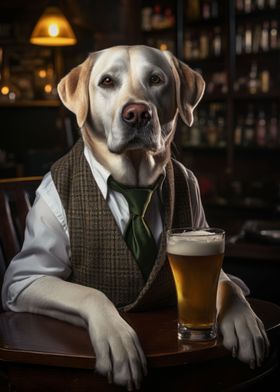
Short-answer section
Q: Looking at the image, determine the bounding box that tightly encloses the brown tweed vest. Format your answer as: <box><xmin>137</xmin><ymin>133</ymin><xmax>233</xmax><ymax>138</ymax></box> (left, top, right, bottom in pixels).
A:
<box><xmin>51</xmin><ymin>139</ymin><xmax>193</xmax><ymax>311</ymax></box>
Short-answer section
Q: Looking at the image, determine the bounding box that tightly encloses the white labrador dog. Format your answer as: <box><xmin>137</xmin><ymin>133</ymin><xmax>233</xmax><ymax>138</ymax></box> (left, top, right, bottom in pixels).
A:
<box><xmin>11</xmin><ymin>46</ymin><xmax>269</xmax><ymax>390</ymax></box>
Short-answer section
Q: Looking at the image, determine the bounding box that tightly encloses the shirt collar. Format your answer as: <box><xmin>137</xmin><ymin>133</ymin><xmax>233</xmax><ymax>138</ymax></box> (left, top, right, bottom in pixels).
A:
<box><xmin>84</xmin><ymin>144</ymin><xmax>111</xmax><ymax>200</ymax></box>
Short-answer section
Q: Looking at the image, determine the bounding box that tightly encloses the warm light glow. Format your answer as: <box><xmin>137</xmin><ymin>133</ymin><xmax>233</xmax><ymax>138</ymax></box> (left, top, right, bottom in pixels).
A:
<box><xmin>30</xmin><ymin>6</ymin><xmax>77</xmax><ymax>46</ymax></box>
<box><xmin>44</xmin><ymin>84</ymin><xmax>52</xmax><ymax>93</ymax></box>
<box><xmin>1</xmin><ymin>86</ymin><xmax>9</xmax><ymax>95</ymax></box>
<box><xmin>38</xmin><ymin>69</ymin><xmax>47</xmax><ymax>78</ymax></box>
<box><xmin>48</xmin><ymin>23</ymin><xmax>59</xmax><ymax>37</ymax></box>
<box><xmin>160</xmin><ymin>43</ymin><xmax>168</xmax><ymax>51</ymax></box>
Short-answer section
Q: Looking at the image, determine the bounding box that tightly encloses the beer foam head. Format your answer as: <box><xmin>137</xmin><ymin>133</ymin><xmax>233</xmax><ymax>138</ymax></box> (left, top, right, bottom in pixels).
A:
<box><xmin>167</xmin><ymin>230</ymin><xmax>225</xmax><ymax>256</ymax></box>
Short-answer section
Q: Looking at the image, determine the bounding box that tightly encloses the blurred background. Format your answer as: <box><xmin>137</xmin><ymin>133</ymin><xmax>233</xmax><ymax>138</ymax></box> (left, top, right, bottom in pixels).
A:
<box><xmin>0</xmin><ymin>0</ymin><xmax>279</xmax><ymax>239</ymax></box>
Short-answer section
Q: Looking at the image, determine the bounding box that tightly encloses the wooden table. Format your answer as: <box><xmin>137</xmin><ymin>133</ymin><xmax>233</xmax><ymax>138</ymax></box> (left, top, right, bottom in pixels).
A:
<box><xmin>0</xmin><ymin>299</ymin><xmax>279</xmax><ymax>391</ymax></box>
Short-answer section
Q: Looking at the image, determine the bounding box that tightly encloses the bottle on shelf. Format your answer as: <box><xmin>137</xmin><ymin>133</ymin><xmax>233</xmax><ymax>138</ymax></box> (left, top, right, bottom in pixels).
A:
<box><xmin>267</xmin><ymin>104</ymin><xmax>279</xmax><ymax>147</ymax></box>
<box><xmin>141</xmin><ymin>6</ymin><xmax>152</xmax><ymax>31</ymax></box>
<box><xmin>184</xmin><ymin>33</ymin><xmax>192</xmax><ymax>60</ymax></box>
<box><xmin>252</xmin><ymin>24</ymin><xmax>261</xmax><ymax>53</ymax></box>
<box><xmin>189</xmin><ymin>113</ymin><xmax>202</xmax><ymax>146</ymax></box>
<box><xmin>200</xmin><ymin>31</ymin><xmax>209</xmax><ymax>59</ymax></box>
<box><xmin>185</xmin><ymin>0</ymin><xmax>200</xmax><ymax>21</ymax></box>
<box><xmin>234</xmin><ymin>115</ymin><xmax>244</xmax><ymax>146</ymax></box>
<box><xmin>192</xmin><ymin>39</ymin><xmax>200</xmax><ymax>59</ymax></box>
<box><xmin>248</xmin><ymin>62</ymin><xmax>259</xmax><ymax>94</ymax></box>
<box><xmin>236</xmin><ymin>104</ymin><xmax>280</xmax><ymax>148</ymax></box>
<box><xmin>236</xmin><ymin>0</ymin><xmax>279</xmax><ymax>13</ymax></box>
<box><xmin>270</xmin><ymin>20</ymin><xmax>279</xmax><ymax>50</ymax></box>
<box><xmin>256</xmin><ymin>0</ymin><xmax>266</xmax><ymax>10</ymax></box>
<box><xmin>198</xmin><ymin>108</ymin><xmax>207</xmax><ymax>144</ymax></box>
<box><xmin>260</xmin><ymin>69</ymin><xmax>270</xmax><ymax>93</ymax></box>
<box><xmin>236</xmin><ymin>20</ymin><xmax>279</xmax><ymax>54</ymax></box>
<box><xmin>213</xmin><ymin>27</ymin><xmax>222</xmax><ymax>57</ymax></box>
<box><xmin>255</xmin><ymin>109</ymin><xmax>267</xmax><ymax>146</ymax></box>
<box><xmin>244</xmin><ymin>24</ymin><xmax>253</xmax><ymax>53</ymax></box>
<box><xmin>217</xmin><ymin>113</ymin><xmax>226</xmax><ymax>146</ymax></box>
<box><xmin>236</xmin><ymin>26</ymin><xmax>243</xmax><ymax>54</ymax></box>
<box><xmin>205</xmin><ymin>103</ymin><xmax>226</xmax><ymax>146</ymax></box>
<box><xmin>260</xmin><ymin>21</ymin><xmax>270</xmax><ymax>51</ymax></box>
<box><xmin>206</xmin><ymin>107</ymin><xmax>218</xmax><ymax>146</ymax></box>
<box><xmin>243</xmin><ymin>104</ymin><xmax>255</xmax><ymax>146</ymax></box>
<box><xmin>268</xmin><ymin>0</ymin><xmax>278</xmax><ymax>9</ymax></box>
<box><xmin>235</xmin><ymin>0</ymin><xmax>244</xmax><ymax>13</ymax></box>
<box><xmin>163</xmin><ymin>8</ymin><xmax>175</xmax><ymax>29</ymax></box>
<box><xmin>244</xmin><ymin>0</ymin><xmax>253</xmax><ymax>13</ymax></box>
<box><xmin>201</xmin><ymin>0</ymin><xmax>211</xmax><ymax>19</ymax></box>
<box><xmin>148</xmin><ymin>3</ymin><xmax>175</xmax><ymax>31</ymax></box>
<box><xmin>151</xmin><ymin>5</ymin><xmax>163</xmax><ymax>30</ymax></box>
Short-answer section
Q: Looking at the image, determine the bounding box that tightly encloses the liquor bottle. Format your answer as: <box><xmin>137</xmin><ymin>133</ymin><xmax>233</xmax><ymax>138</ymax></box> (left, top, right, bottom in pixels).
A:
<box><xmin>185</xmin><ymin>0</ymin><xmax>200</xmax><ymax>20</ymax></box>
<box><xmin>217</xmin><ymin>113</ymin><xmax>226</xmax><ymax>146</ymax></box>
<box><xmin>260</xmin><ymin>21</ymin><xmax>270</xmax><ymax>51</ymax></box>
<box><xmin>260</xmin><ymin>70</ymin><xmax>270</xmax><ymax>93</ymax></box>
<box><xmin>270</xmin><ymin>20</ymin><xmax>279</xmax><ymax>50</ymax></box>
<box><xmin>235</xmin><ymin>115</ymin><xmax>244</xmax><ymax>145</ymax></box>
<box><xmin>201</xmin><ymin>0</ymin><xmax>211</xmax><ymax>19</ymax></box>
<box><xmin>200</xmin><ymin>31</ymin><xmax>209</xmax><ymax>58</ymax></box>
<box><xmin>243</xmin><ymin>105</ymin><xmax>255</xmax><ymax>146</ymax></box>
<box><xmin>252</xmin><ymin>24</ymin><xmax>261</xmax><ymax>53</ymax></box>
<box><xmin>256</xmin><ymin>0</ymin><xmax>265</xmax><ymax>9</ymax></box>
<box><xmin>184</xmin><ymin>33</ymin><xmax>192</xmax><ymax>59</ymax></box>
<box><xmin>192</xmin><ymin>39</ymin><xmax>200</xmax><ymax>59</ymax></box>
<box><xmin>164</xmin><ymin>8</ymin><xmax>175</xmax><ymax>29</ymax></box>
<box><xmin>268</xmin><ymin>0</ymin><xmax>277</xmax><ymax>9</ymax></box>
<box><xmin>141</xmin><ymin>7</ymin><xmax>152</xmax><ymax>31</ymax></box>
<box><xmin>256</xmin><ymin>109</ymin><xmax>267</xmax><ymax>146</ymax></box>
<box><xmin>236</xmin><ymin>26</ymin><xmax>243</xmax><ymax>54</ymax></box>
<box><xmin>248</xmin><ymin>62</ymin><xmax>259</xmax><ymax>94</ymax></box>
<box><xmin>267</xmin><ymin>104</ymin><xmax>279</xmax><ymax>146</ymax></box>
<box><xmin>213</xmin><ymin>27</ymin><xmax>222</xmax><ymax>56</ymax></box>
<box><xmin>244</xmin><ymin>24</ymin><xmax>253</xmax><ymax>53</ymax></box>
<box><xmin>189</xmin><ymin>113</ymin><xmax>202</xmax><ymax>146</ymax></box>
<box><xmin>236</xmin><ymin>0</ymin><xmax>244</xmax><ymax>12</ymax></box>
<box><xmin>244</xmin><ymin>0</ymin><xmax>252</xmax><ymax>13</ymax></box>
<box><xmin>151</xmin><ymin>4</ymin><xmax>162</xmax><ymax>30</ymax></box>
<box><xmin>207</xmin><ymin>104</ymin><xmax>219</xmax><ymax>146</ymax></box>
<box><xmin>198</xmin><ymin>108</ymin><xmax>207</xmax><ymax>144</ymax></box>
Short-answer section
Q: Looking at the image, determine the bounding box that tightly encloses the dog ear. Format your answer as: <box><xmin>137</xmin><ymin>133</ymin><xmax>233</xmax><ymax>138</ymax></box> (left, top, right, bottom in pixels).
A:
<box><xmin>163</xmin><ymin>51</ymin><xmax>205</xmax><ymax>126</ymax></box>
<box><xmin>57</xmin><ymin>54</ymin><xmax>95</xmax><ymax>128</ymax></box>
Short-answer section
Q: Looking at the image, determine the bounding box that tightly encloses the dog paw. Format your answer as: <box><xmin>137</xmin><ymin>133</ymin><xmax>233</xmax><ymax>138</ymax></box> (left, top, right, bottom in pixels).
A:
<box><xmin>219</xmin><ymin>299</ymin><xmax>270</xmax><ymax>369</ymax></box>
<box><xmin>86</xmin><ymin>300</ymin><xmax>147</xmax><ymax>389</ymax></box>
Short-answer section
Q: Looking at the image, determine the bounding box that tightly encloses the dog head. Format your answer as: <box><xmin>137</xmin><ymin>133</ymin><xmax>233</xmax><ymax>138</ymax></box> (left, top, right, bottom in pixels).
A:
<box><xmin>58</xmin><ymin>45</ymin><xmax>205</xmax><ymax>157</ymax></box>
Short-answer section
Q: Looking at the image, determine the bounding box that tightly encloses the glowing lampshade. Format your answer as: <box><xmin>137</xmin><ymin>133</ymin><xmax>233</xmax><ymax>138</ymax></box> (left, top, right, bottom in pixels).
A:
<box><xmin>30</xmin><ymin>6</ymin><xmax>77</xmax><ymax>46</ymax></box>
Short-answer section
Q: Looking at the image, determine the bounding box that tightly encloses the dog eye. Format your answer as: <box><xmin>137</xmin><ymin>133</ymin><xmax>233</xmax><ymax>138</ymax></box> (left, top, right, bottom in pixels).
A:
<box><xmin>100</xmin><ymin>76</ymin><xmax>114</xmax><ymax>87</ymax></box>
<box><xmin>149</xmin><ymin>74</ymin><xmax>163</xmax><ymax>85</ymax></box>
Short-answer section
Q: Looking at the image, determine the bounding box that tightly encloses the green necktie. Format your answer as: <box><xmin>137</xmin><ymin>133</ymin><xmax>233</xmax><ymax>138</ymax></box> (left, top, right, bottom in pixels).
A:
<box><xmin>108</xmin><ymin>176</ymin><xmax>160</xmax><ymax>281</ymax></box>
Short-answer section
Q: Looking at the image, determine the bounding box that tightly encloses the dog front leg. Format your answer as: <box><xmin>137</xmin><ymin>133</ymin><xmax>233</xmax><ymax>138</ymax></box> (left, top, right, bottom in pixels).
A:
<box><xmin>217</xmin><ymin>279</ymin><xmax>270</xmax><ymax>369</ymax></box>
<box><xmin>15</xmin><ymin>276</ymin><xmax>147</xmax><ymax>390</ymax></box>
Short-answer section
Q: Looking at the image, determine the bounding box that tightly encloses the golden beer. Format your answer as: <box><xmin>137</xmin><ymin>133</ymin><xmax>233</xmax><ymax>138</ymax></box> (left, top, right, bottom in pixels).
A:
<box><xmin>167</xmin><ymin>228</ymin><xmax>225</xmax><ymax>341</ymax></box>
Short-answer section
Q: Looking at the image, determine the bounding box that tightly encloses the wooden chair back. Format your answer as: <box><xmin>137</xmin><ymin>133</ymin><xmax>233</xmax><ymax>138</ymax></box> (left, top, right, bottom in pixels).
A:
<box><xmin>0</xmin><ymin>177</ymin><xmax>41</xmax><ymax>306</ymax></box>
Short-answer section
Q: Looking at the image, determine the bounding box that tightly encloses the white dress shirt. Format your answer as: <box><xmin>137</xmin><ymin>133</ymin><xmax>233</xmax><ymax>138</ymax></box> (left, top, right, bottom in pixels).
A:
<box><xmin>2</xmin><ymin>145</ymin><xmax>208</xmax><ymax>310</ymax></box>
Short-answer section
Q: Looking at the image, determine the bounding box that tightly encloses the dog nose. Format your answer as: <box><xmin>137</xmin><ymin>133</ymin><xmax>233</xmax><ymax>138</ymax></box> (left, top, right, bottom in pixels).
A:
<box><xmin>122</xmin><ymin>103</ymin><xmax>151</xmax><ymax>128</ymax></box>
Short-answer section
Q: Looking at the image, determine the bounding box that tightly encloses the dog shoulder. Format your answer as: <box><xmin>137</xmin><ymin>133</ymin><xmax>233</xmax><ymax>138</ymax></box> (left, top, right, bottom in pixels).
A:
<box><xmin>172</xmin><ymin>158</ymin><xmax>198</xmax><ymax>187</ymax></box>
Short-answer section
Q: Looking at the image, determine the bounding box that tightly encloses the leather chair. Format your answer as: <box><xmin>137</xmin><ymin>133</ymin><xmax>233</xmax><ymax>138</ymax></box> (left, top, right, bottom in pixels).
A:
<box><xmin>0</xmin><ymin>177</ymin><xmax>279</xmax><ymax>391</ymax></box>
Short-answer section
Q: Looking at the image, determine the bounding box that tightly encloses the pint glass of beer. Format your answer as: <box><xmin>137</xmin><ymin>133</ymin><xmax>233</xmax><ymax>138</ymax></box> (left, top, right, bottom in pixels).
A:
<box><xmin>167</xmin><ymin>228</ymin><xmax>225</xmax><ymax>341</ymax></box>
